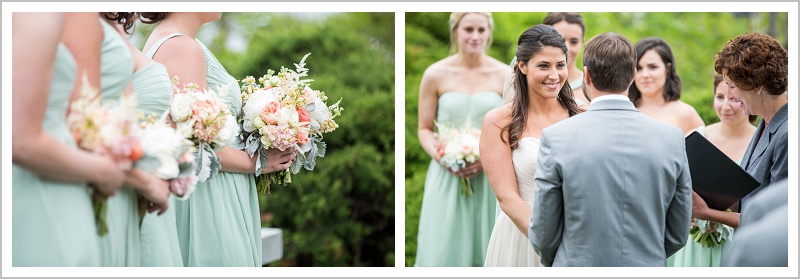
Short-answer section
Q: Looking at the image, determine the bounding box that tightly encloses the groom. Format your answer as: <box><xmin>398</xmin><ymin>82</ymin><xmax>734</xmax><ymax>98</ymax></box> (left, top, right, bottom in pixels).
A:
<box><xmin>528</xmin><ymin>32</ymin><xmax>692</xmax><ymax>266</ymax></box>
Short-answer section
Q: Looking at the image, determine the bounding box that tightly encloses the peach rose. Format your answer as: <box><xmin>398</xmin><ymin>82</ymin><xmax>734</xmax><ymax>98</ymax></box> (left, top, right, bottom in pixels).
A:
<box><xmin>297</xmin><ymin>107</ymin><xmax>311</xmax><ymax>123</ymax></box>
<box><xmin>297</xmin><ymin>131</ymin><xmax>309</xmax><ymax>145</ymax></box>
<box><xmin>260</xmin><ymin>102</ymin><xmax>280</xmax><ymax>125</ymax></box>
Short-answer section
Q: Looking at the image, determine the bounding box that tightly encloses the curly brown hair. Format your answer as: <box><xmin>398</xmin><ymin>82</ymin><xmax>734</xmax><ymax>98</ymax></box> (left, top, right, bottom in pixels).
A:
<box><xmin>714</xmin><ymin>33</ymin><xmax>787</xmax><ymax>95</ymax></box>
<box><xmin>103</xmin><ymin>12</ymin><xmax>138</xmax><ymax>35</ymax></box>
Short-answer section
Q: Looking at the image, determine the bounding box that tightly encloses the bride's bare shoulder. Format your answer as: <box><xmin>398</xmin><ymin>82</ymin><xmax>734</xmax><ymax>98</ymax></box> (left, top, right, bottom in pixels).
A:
<box><xmin>484</xmin><ymin>103</ymin><xmax>513</xmax><ymax>128</ymax></box>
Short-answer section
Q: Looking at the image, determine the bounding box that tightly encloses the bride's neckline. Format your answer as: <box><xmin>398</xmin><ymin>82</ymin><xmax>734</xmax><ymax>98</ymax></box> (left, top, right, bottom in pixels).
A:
<box><xmin>520</xmin><ymin>137</ymin><xmax>540</xmax><ymax>142</ymax></box>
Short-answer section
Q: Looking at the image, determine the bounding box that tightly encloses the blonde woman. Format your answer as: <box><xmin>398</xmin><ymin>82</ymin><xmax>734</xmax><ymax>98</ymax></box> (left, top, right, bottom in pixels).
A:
<box><xmin>414</xmin><ymin>12</ymin><xmax>507</xmax><ymax>267</ymax></box>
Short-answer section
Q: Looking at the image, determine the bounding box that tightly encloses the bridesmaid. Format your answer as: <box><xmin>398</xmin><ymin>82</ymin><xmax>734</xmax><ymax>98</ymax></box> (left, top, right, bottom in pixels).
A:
<box><xmin>140</xmin><ymin>12</ymin><xmax>296</xmax><ymax>266</ymax></box>
<box><xmin>628</xmin><ymin>37</ymin><xmax>704</xmax><ymax>136</ymax></box>
<box><xmin>414</xmin><ymin>12</ymin><xmax>506</xmax><ymax>267</ymax></box>
<box><xmin>12</xmin><ymin>12</ymin><xmax>125</xmax><ymax>266</ymax></box>
<box><xmin>62</xmin><ymin>12</ymin><xmax>170</xmax><ymax>267</ymax></box>
<box><xmin>105</xmin><ymin>12</ymin><xmax>184</xmax><ymax>267</ymax></box>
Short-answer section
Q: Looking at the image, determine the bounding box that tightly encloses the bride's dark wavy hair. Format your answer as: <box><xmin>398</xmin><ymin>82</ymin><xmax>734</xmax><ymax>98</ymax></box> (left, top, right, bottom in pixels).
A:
<box><xmin>503</xmin><ymin>24</ymin><xmax>582</xmax><ymax>150</ymax></box>
<box><xmin>103</xmin><ymin>12</ymin><xmax>139</xmax><ymax>35</ymax></box>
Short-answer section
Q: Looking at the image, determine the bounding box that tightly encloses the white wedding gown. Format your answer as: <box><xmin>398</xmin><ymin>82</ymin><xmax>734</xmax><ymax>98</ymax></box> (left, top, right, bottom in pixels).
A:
<box><xmin>484</xmin><ymin>137</ymin><xmax>541</xmax><ymax>267</ymax></box>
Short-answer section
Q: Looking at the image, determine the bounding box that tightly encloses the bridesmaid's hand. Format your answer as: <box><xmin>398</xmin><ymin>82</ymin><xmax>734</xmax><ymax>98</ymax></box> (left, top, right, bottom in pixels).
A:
<box><xmin>140</xmin><ymin>174</ymin><xmax>170</xmax><ymax>216</ymax></box>
<box><xmin>261</xmin><ymin>147</ymin><xmax>297</xmax><ymax>174</ymax></box>
<box><xmin>91</xmin><ymin>156</ymin><xmax>126</xmax><ymax>196</ymax></box>
<box><xmin>455</xmin><ymin>159</ymin><xmax>483</xmax><ymax>180</ymax></box>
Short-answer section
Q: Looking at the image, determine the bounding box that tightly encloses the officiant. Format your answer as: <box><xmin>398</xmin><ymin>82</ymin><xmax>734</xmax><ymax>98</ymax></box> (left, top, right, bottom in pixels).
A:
<box><xmin>690</xmin><ymin>33</ymin><xmax>788</xmax><ymax>228</ymax></box>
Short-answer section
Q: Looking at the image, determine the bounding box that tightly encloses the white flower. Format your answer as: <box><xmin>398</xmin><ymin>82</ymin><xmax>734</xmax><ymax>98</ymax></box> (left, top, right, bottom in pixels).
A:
<box><xmin>269</xmin><ymin>76</ymin><xmax>280</xmax><ymax>87</ymax></box>
<box><xmin>152</xmin><ymin>153</ymin><xmax>180</xmax><ymax>179</ymax></box>
<box><xmin>299</xmin><ymin>138</ymin><xmax>314</xmax><ymax>153</ymax></box>
<box><xmin>214</xmin><ymin>114</ymin><xmax>238</xmax><ymax>149</ymax></box>
<box><xmin>175</xmin><ymin>120</ymin><xmax>195</xmax><ymax>139</ymax></box>
<box><xmin>170</xmin><ymin>93</ymin><xmax>193</xmax><ymax>122</ymax></box>
<box><xmin>308</xmin><ymin>97</ymin><xmax>331</xmax><ymax>132</ymax></box>
<box><xmin>444</xmin><ymin>140</ymin><xmax>463</xmax><ymax>160</ymax></box>
<box><xmin>141</xmin><ymin>121</ymin><xmax>184</xmax><ymax>156</ymax></box>
<box><xmin>242</xmin><ymin>88</ymin><xmax>279</xmax><ymax>132</ymax></box>
<box><xmin>277</xmin><ymin>106</ymin><xmax>300</xmax><ymax>127</ymax></box>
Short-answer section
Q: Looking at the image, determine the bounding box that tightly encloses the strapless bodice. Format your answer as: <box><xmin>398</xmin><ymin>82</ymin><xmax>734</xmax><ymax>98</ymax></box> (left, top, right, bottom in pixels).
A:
<box><xmin>511</xmin><ymin>137</ymin><xmax>540</xmax><ymax>207</ymax></box>
<box><xmin>436</xmin><ymin>91</ymin><xmax>502</xmax><ymax>130</ymax></box>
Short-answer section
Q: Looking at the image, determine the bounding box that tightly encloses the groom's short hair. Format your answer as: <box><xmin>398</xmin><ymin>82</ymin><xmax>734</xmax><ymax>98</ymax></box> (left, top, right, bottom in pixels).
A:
<box><xmin>583</xmin><ymin>32</ymin><xmax>636</xmax><ymax>93</ymax></box>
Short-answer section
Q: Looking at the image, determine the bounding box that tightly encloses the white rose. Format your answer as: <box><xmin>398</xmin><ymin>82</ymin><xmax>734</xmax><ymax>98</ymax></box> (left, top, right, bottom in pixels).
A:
<box><xmin>278</xmin><ymin>106</ymin><xmax>299</xmax><ymax>126</ymax></box>
<box><xmin>242</xmin><ymin>88</ymin><xmax>279</xmax><ymax>132</ymax></box>
<box><xmin>152</xmin><ymin>153</ymin><xmax>180</xmax><ymax>179</ymax></box>
<box><xmin>308</xmin><ymin>98</ymin><xmax>331</xmax><ymax>131</ymax></box>
<box><xmin>444</xmin><ymin>139</ymin><xmax>461</xmax><ymax>158</ymax></box>
<box><xmin>140</xmin><ymin>123</ymin><xmax>176</xmax><ymax>156</ymax></box>
<box><xmin>170</xmin><ymin>93</ymin><xmax>193</xmax><ymax>122</ymax></box>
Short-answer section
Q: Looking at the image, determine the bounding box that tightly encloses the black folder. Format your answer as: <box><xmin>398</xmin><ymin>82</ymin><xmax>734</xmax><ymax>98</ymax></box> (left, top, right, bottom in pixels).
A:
<box><xmin>685</xmin><ymin>131</ymin><xmax>760</xmax><ymax>211</ymax></box>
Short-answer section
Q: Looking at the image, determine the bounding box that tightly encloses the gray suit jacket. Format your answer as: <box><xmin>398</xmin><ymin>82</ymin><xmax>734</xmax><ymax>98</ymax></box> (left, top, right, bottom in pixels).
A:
<box><xmin>739</xmin><ymin>104</ymin><xmax>788</xmax><ymax>212</ymax></box>
<box><xmin>722</xmin><ymin>179</ymin><xmax>788</xmax><ymax>266</ymax></box>
<box><xmin>738</xmin><ymin>178</ymin><xmax>788</xmax><ymax>228</ymax></box>
<box><xmin>529</xmin><ymin>98</ymin><xmax>692</xmax><ymax>267</ymax></box>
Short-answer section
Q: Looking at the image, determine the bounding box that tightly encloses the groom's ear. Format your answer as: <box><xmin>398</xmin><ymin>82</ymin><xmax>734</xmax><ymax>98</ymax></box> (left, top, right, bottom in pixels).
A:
<box><xmin>583</xmin><ymin>66</ymin><xmax>591</xmax><ymax>86</ymax></box>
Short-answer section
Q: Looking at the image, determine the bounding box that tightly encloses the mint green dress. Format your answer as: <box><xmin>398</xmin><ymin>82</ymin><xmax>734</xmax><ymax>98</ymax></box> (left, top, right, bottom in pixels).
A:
<box><xmin>12</xmin><ymin>44</ymin><xmax>102</xmax><ymax>267</ymax></box>
<box><xmin>150</xmin><ymin>33</ymin><xmax>262</xmax><ymax>266</ymax></box>
<box><xmin>570</xmin><ymin>73</ymin><xmax>588</xmax><ymax>106</ymax></box>
<box><xmin>414</xmin><ymin>91</ymin><xmax>501</xmax><ymax>267</ymax></box>
<box><xmin>133</xmin><ymin>60</ymin><xmax>183</xmax><ymax>267</ymax></box>
<box><xmin>667</xmin><ymin>125</ymin><xmax>734</xmax><ymax>267</ymax></box>
<box><xmin>97</xmin><ymin>19</ymin><xmax>139</xmax><ymax>267</ymax></box>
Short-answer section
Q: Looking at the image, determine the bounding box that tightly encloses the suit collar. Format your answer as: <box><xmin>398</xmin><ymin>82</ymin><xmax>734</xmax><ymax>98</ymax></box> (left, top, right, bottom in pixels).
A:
<box><xmin>587</xmin><ymin>98</ymin><xmax>638</xmax><ymax>112</ymax></box>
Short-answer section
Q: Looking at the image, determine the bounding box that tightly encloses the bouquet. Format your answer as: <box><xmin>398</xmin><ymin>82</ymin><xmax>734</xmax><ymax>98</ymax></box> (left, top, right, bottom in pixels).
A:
<box><xmin>435</xmin><ymin>120</ymin><xmax>481</xmax><ymax>196</ymax></box>
<box><xmin>689</xmin><ymin>218</ymin><xmax>734</xmax><ymax>248</ymax></box>
<box><xmin>169</xmin><ymin>77</ymin><xmax>239</xmax><ymax>183</ymax></box>
<box><xmin>136</xmin><ymin>111</ymin><xmax>198</xmax><ymax>200</ymax></box>
<box><xmin>240</xmin><ymin>53</ymin><xmax>343</xmax><ymax>194</ymax></box>
<box><xmin>67</xmin><ymin>76</ymin><xmax>141</xmax><ymax>236</ymax></box>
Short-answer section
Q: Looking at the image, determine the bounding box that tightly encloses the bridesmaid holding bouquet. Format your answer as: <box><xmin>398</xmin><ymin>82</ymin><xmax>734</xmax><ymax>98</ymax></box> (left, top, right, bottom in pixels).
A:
<box><xmin>12</xmin><ymin>12</ymin><xmax>126</xmax><ymax>267</ymax></box>
<box><xmin>414</xmin><ymin>12</ymin><xmax>506</xmax><ymax>267</ymax></box>
<box><xmin>141</xmin><ymin>12</ymin><xmax>296</xmax><ymax>266</ymax></box>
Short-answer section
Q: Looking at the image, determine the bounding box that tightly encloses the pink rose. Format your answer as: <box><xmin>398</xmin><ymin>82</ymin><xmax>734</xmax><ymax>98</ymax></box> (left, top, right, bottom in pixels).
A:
<box><xmin>297</xmin><ymin>131</ymin><xmax>309</xmax><ymax>145</ymax></box>
<box><xmin>193</xmin><ymin>100</ymin><xmax>221</xmax><ymax>120</ymax></box>
<box><xmin>260</xmin><ymin>102</ymin><xmax>280</xmax><ymax>125</ymax></box>
<box><xmin>297</xmin><ymin>107</ymin><xmax>311</xmax><ymax>123</ymax></box>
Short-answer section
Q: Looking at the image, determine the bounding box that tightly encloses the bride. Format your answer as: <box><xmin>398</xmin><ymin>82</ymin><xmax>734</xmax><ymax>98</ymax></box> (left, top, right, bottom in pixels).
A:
<box><xmin>480</xmin><ymin>24</ymin><xmax>582</xmax><ymax>267</ymax></box>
